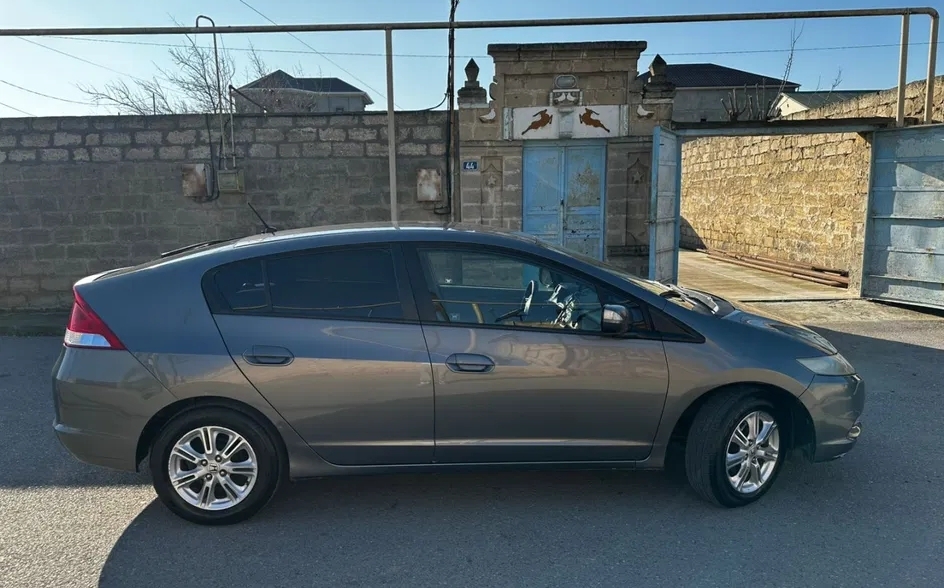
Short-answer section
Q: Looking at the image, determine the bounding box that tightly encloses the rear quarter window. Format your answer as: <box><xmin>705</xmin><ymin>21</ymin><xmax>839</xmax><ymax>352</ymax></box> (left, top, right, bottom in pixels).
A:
<box><xmin>211</xmin><ymin>259</ymin><xmax>268</xmax><ymax>312</ymax></box>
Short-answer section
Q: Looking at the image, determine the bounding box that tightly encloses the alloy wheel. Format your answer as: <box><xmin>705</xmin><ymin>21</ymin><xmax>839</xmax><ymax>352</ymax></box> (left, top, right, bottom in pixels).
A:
<box><xmin>167</xmin><ymin>426</ymin><xmax>258</xmax><ymax>511</ymax></box>
<box><xmin>725</xmin><ymin>410</ymin><xmax>780</xmax><ymax>494</ymax></box>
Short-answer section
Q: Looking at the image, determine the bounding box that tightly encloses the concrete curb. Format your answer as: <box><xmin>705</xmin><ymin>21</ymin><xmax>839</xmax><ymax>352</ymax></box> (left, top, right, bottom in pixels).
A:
<box><xmin>0</xmin><ymin>312</ymin><xmax>69</xmax><ymax>337</ymax></box>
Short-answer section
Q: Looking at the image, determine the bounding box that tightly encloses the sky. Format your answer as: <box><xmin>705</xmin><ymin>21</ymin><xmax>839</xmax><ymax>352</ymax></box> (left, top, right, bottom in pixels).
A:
<box><xmin>0</xmin><ymin>0</ymin><xmax>941</xmax><ymax>117</ymax></box>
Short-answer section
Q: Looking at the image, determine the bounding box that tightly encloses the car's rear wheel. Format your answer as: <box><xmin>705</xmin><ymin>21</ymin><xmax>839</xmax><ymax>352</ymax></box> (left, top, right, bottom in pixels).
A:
<box><xmin>149</xmin><ymin>407</ymin><xmax>281</xmax><ymax>525</ymax></box>
<box><xmin>685</xmin><ymin>390</ymin><xmax>785</xmax><ymax>507</ymax></box>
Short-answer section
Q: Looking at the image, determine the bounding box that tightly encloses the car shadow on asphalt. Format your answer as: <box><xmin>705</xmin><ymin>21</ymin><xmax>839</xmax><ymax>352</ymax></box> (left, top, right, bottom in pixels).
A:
<box><xmin>94</xmin><ymin>457</ymin><xmax>845</xmax><ymax>588</ymax></box>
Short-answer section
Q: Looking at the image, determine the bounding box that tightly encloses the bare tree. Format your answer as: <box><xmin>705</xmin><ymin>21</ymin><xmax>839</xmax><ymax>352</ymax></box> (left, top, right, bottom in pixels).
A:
<box><xmin>78</xmin><ymin>18</ymin><xmax>309</xmax><ymax>115</ymax></box>
<box><xmin>813</xmin><ymin>67</ymin><xmax>843</xmax><ymax>93</ymax></box>
<box><xmin>722</xmin><ymin>22</ymin><xmax>805</xmax><ymax>122</ymax></box>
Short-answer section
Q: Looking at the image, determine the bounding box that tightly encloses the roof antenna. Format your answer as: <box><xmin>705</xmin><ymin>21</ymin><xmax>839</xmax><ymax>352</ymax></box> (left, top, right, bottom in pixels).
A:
<box><xmin>247</xmin><ymin>202</ymin><xmax>277</xmax><ymax>234</ymax></box>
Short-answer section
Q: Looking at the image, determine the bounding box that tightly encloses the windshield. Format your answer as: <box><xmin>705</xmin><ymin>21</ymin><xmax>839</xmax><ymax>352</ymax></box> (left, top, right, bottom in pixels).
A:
<box><xmin>536</xmin><ymin>240</ymin><xmax>672</xmax><ymax>295</ymax></box>
<box><xmin>532</xmin><ymin>239</ymin><xmax>714</xmax><ymax>312</ymax></box>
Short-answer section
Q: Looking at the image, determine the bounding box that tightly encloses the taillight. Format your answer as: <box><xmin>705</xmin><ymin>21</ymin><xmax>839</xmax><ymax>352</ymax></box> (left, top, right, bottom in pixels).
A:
<box><xmin>63</xmin><ymin>289</ymin><xmax>125</xmax><ymax>350</ymax></box>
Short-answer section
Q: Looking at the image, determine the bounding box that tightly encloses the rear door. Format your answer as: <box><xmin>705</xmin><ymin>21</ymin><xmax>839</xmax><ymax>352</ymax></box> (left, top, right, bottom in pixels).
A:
<box><xmin>205</xmin><ymin>244</ymin><xmax>435</xmax><ymax>466</ymax></box>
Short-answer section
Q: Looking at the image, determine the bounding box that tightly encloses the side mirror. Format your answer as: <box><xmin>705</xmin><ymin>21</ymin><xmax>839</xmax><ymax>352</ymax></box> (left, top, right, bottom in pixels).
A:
<box><xmin>601</xmin><ymin>304</ymin><xmax>630</xmax><ymax>335</ymax></box>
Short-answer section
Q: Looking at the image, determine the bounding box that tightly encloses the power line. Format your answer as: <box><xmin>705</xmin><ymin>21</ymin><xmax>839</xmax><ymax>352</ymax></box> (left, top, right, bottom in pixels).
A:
<box><xmin>17</xmin><ymin>37</ymin><xmax>149</xmax><ymax>83</ymax></box>
<box><xmin>235</xmin><ymin>0</ymin><xmax>398</xmax><ymax>107</ymax></box>
<box><xmin>0</xmin><ymin>79</ymin><xmax>95</xmax><ymax>105</ymax></box>
<box><xmin>0</xmin><ymin>99</ymin><xmax>35</xmax><ymax>116</ymax></box>
<box><xmin>40</xmin><ymin>34</ymin><xmax>934</xmax><ymax>60</ymax></box>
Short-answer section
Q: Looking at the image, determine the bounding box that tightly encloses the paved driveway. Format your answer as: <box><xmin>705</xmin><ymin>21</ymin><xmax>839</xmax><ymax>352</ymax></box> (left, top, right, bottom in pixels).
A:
<box><xmin>2</xmin><ymin>303</ymin><xmax>943</xmax><ymax>588</ymax></box>
<box><xmin>678</xmin><ymin>250</ymin><xmax>853</xmax><ymax>302</ymax></box>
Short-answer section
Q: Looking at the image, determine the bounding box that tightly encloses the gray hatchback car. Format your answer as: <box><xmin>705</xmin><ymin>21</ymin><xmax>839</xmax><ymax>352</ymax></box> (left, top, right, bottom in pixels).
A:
<box><xmin>52</xmin><ymin>222</ymin><xmax>864</xmax><ymax>525</ymax></box>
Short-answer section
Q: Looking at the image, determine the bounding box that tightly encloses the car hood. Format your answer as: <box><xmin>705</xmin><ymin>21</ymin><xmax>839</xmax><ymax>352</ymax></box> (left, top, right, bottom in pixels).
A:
<box><xmin>722</xmin><ymin>303</ymin><xmax>839</xmax><ymax>356</ymax></box>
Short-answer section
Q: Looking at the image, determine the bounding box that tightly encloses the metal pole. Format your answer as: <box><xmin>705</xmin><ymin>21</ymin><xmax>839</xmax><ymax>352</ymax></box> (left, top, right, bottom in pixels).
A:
<box><xmin>897</xmin><ymin>14</ymin><xmax>911</xmax><ymax>127</ymax></box>
<box><xmin>385</xmin><ymin>28</ymin><xmax>398</xmax><ymax>224</ymax></box>
<box><xmin>2</xmin><ymin>7</ymin><xmax>937</xmax><ymax>128</ymax></box>
<box><xmin>925</xmin><ymin>14</ymin><xmax>940</xmax><ymax>123</ymax></box>
<box><xmin>1</xmin><ymin>8</ymin><xmax>939</xmax><ymax>36</ymax></box>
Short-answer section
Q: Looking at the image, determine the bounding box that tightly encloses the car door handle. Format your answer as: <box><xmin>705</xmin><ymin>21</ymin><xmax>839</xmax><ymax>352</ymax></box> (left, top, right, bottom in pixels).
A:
<box><xmin>445</xmin><ymin>353</ymin><xmax>495</xmax><ymax>373</ymax></box>
<box><xmin>243</xmin><ymin>345</ymin><xmax>294</xmax><ymax>366</ymax></box>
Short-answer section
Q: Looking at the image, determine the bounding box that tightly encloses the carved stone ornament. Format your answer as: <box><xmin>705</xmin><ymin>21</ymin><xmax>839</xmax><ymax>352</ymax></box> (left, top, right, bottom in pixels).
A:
<box><xmin>551</xmin><ymin>89</ymin><xmax>582</xmax><ymax>106</ymax></box>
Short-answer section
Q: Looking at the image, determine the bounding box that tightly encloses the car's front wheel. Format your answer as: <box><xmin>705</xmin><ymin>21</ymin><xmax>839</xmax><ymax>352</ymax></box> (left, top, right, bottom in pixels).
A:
<box><xmin>149</xmin><ymin>407</ymin><xmax>282</xmax><ymax>525</ymax></box>
<box><xmin>685</xmin><ymin>390</ymin><xmax>785</xmax><ymax>507</ymax></box>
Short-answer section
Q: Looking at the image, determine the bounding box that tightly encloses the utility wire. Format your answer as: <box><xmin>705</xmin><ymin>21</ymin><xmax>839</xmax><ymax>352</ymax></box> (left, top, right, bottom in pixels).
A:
<box><xmin>0</xmin><ymin>79</ymin><xmax>95</xmax><ymax>105</ymax></box>
<box><xmin>17</xmin><ymin>37</ymin><xmax>149</xmax><ymax>83</ymax></box>
<box><xmin>235</xmin><ymin>0</ymin><xmax>399</xmax><ymax>107</ymax></box>
<box><xmin>0</xmin><ymin>99</ymin><xmax>35</xmax><ymax>116</ymax></box>
<box><xmin>41</xmin><ymin>34</ymin><xmax>935</xmax><ymax>59</ymax></box>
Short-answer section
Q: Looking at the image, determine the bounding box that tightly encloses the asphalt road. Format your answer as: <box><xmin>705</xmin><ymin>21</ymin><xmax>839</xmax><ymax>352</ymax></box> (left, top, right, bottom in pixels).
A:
<box><xmin>2</xmin><ymin>304</ymin><xmax>943</xmax><ymax>588</ymax></box>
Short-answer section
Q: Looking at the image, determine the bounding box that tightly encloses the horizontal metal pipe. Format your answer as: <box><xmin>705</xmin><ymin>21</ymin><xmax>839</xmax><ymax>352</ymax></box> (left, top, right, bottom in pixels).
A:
<box><xmin>0</xmin><ymin>8</ymin><xmax>938</xmax><ymax>36</ymax></box>
<box><xmin>695</xmin><ymin>246</ymin><xmax>849</xmax><ymax>276</ymax></box>
<box><xmin>712</xmin><ymin>255</ymin><xmax>848</xmax><ymax>288</ymax></box>
<box><xmin>713</xmin><ymin>252</ymin><xmax>851</xmax><ymax>285</ymax></box>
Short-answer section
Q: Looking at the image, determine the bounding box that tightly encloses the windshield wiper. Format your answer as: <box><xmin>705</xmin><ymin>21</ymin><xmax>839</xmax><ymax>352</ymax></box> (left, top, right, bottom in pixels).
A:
<box><xmin>659</xmin><ymin>283</ymin><xmax>719</xmax><ymax>314</ymax></box>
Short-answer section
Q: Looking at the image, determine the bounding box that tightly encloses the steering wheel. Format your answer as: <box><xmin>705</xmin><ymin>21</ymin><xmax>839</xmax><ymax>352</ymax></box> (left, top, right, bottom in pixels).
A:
<box><xmin>495</xmin><ymin>280</ymin><xmax>535</xmax><ymax>323</ymax></box>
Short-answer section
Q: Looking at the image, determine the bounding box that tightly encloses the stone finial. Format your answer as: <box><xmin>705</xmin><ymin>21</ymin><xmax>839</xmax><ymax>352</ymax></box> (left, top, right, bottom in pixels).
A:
<box><xmin>458</xmin><ymin>58</ymin><xmax>488</xmax><ymax>105</ymax></box>
<box><xmin>644</xmin><ymin>54</ymin><xmax>676</xmax><ymax>96</ymax></box>
<box><xmin>464</xmin><ymin>59</ymin><xmax>480</xmax><ymax>86</ymax></box>
<box><xmin>648</xmin><ymin>54</ymin><xmax>667</xmax><ymax>78</ymax></box>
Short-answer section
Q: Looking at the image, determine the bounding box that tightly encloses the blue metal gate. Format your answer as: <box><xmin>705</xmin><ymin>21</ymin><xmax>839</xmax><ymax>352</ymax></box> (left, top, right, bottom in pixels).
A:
<box><xmin>863</xmin><ymin>124</ymin><xmax>944</xmax><ymax>310</ymax></box>
<box><xmin>649</xmin><ymin>126</ymin><xmax>682</xmax><ymax>283</ymax></box>
<box><xmin>522</xmin><ymin>141</ymin><xmax>606</xmax><ymax>259</ymax></box>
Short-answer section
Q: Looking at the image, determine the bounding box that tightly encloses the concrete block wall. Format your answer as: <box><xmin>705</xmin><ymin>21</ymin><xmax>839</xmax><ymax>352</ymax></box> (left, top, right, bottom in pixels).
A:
<box><xmin>679</xmin><ymin>76</ymin><xmax>944</xmax><ymax>291</ymax></box>
<box><xmin>0</xmin><ymin>111</ymin><xmax>449</xmax><ymax>311</ymax></box>
<box><xmin>456</xmin><ymin>142</ymin><xmax>523</xmax><ymax>231</ymax></box>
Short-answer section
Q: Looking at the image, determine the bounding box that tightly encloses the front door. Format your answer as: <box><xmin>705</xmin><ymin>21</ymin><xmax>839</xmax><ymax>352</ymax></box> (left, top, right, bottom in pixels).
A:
<box><xmin>523</xmin><ymin>141</ymin><xmax>606</xmax><ymax>259</ymax></box>
<box><xmin>405</xmin><ymin>243</ymin><xmax>669</xmax><ymax>464</ymax></box>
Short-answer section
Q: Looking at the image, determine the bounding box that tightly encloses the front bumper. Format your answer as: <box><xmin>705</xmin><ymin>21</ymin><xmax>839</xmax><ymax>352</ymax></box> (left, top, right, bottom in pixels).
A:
<box><xmin>799</xmin><ymin>373</ymin><xmax>865</xmax><ymax>462</ymax></box>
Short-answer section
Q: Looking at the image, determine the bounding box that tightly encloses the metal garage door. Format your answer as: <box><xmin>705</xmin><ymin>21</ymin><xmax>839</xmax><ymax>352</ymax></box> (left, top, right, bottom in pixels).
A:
<box><xmin>863</xmin><ymin>124</ymin><xmax>944</xmax><ymax>309</ymax></box>
<box><xmin>649</xmin><ymin>126</ymin><xmax>682</xmax><ymax>283</ymax></box>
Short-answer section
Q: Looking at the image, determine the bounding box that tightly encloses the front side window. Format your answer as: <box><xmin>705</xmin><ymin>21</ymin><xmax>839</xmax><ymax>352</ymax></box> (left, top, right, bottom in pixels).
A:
<box><xmin>416</xmin><ymin>248</ymin><xmax>647</xmax><ymax>333</ymax></box>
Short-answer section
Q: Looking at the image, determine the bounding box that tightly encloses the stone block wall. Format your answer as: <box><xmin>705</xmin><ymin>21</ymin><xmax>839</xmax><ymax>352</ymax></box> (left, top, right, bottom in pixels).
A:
<box><xmin>604</xmin><ymin>137</ymin><xmax>653</xmax><ymax>276</ymax></box>
<box><xmin>679</xmin><ymin>76</ymin><xmax>944</xmax><ymax>291</ymax></box>
<box><xmin>785</xmin><ymin>75</ymin><xmax>944</xmax><ymax>122</ymax></box>
<box><xmin>491</xmin><ymin>42</ymin><xmax>645</xmax><ymax>108</ymax></box>
<box><xmin>681</xmin><ymin>132</ymin><xmax>871</xmax><ymax>283</ymax></box>
<box><xmin>456</xmin><ymin>142</ymin><xmax>523</xmax><ymax>231</ymax></box>
<box><xmin>0</xmin><ymin>111</ymin><xmax>449</xmax><ymax>311</ymax></box>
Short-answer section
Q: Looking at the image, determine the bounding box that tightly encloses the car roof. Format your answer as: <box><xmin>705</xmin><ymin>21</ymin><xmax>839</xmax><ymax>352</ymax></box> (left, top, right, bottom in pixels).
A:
<box><xmin>230</xmin><ymin>221</ymin><xmax>545</xmax><ymax>249</ymax></box>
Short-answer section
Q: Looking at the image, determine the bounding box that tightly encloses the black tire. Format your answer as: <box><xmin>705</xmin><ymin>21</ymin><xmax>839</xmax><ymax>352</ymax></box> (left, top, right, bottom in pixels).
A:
<box><xmin>684</xmin><ymin>389</ymin><xmax>786</xmax><ymax>508</ymax></box>
<box><xmin>149</xmin><ymin>407</ymin><xmax>282</xmax><ymax>525</ymax></box>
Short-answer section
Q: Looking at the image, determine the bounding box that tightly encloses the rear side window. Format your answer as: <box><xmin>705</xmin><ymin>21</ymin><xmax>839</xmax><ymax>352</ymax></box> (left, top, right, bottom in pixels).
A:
<box><xmin>206</xmin><ymin>247</ymin><xmax>403</xmax><ymax>321</ymax></box>
<box><xmin>266</xmin><ymin>248</ymin><xmax>402</xmax><ymax>319</ymax></box>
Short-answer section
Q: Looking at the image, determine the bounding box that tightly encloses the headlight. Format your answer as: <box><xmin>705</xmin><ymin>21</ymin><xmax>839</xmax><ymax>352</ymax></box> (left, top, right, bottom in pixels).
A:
<box><xmin>797</xmin><ymin>353</ymin><xmax>856</xmax><ymax>376</ymax></box>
